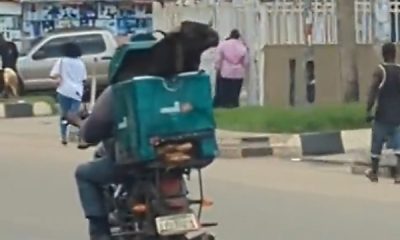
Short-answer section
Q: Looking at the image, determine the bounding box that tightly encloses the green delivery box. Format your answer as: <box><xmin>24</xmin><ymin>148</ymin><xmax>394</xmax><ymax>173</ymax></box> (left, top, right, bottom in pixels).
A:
<box><xmin>112</xmin><ymin>71</ymin><xmax>219</xmax><ymax>165</ymax></box>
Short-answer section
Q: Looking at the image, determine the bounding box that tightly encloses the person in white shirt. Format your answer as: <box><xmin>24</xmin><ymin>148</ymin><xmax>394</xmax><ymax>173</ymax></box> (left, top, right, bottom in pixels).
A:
<box><xmin>50</xmin><ymin>42</ymin><xmax>87</xmax><ymax>145</ymax></box>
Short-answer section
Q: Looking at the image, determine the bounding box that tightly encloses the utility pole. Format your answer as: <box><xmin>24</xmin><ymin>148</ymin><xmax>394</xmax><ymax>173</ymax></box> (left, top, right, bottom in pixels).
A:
<box><xmin>303</xmin><ymin>0</ymin><xmax>313</xmax><ymax>51</ymax></box>
<box><xmin>302</xmin><ymin>0</ymin><xmax>314</xmax><ymax>106</ymax></box>
<box><xmin>336</xmin><ymin>0</ymin><xmax>359</xmax><ymax>102</ymax></box>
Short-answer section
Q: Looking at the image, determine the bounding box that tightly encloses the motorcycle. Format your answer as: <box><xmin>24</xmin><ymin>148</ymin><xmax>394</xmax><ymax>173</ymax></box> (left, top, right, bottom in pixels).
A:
<box><xmin>87</xmin><ymin>142</ymin><xmax>217</xmax><ymax>240</ymax></box>
<box><xmin>73</xmin><ymin>28</ymin><xmax>219</xmax><ymax>239</ymax></box>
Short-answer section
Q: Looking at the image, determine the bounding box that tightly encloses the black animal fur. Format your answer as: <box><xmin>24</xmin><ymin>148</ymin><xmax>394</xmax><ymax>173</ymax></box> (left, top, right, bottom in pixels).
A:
<box><xmin>114</xmin><ymin>21</ymin><xmax>219</xmax><ymax>82</ymax></box>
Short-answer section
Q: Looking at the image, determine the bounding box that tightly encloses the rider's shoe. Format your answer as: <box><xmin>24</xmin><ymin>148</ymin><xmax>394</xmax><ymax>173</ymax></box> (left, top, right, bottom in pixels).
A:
<box><xmin>89</xmin><ymin>217</ymin><xmax>111</xmax><ymax>240</ymax></box>
<box><xmin>78</xmin><ymin>138</ymin><xmax>91</xmax><ymax>149</ymax></box>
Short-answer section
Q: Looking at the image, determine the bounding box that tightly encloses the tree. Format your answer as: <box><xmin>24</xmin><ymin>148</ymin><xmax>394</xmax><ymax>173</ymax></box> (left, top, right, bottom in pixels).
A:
<box><xmin>337</xmin><ymin>0</ymin><xmax>359</xmax><ymax>102</ymax></box>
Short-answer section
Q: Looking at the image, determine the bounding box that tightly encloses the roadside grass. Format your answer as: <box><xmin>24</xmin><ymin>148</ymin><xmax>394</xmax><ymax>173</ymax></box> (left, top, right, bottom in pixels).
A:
<box><xmin>214</xmin><ymin>104</ymin><xmax>369</xmax><ymax>133</ymax></box>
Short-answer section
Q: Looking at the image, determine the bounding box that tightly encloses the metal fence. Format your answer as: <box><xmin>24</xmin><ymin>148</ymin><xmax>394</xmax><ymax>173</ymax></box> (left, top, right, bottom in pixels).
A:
<box><xmin>155</xmin><ymin>0</ymin><xmax>400</xmax><ymax>45</ymax></box>
<box><xmin>261</xmin><ymin>0</ymin><xmax>337</xmax><ymax>45</ymax></box>
<box><xmin>153</xmin><ymin>0</ymin><xmax>400</xmax><ymax>106</ymax></box>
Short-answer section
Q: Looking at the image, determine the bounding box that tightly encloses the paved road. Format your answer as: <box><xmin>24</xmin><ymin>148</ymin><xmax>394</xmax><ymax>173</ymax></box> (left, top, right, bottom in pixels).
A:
<box><xmin>2</xmin><ymin>117</ymin><xmax>400</xmax><ymax>240</ymax></box>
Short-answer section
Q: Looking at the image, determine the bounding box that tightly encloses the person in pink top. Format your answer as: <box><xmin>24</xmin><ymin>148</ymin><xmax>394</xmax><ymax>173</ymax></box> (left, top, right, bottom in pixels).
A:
<box><xmin>214</xmin><ymin>29</ymin><xmax>249</xmax><ymax>108</ymax></box>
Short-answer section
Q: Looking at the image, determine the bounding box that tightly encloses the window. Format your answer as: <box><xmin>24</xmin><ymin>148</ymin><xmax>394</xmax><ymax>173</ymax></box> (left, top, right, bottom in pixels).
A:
<box><xmin>75</xmin><ymin>34</ymin><xmax>106</xmax><ymax>55</ymax></box>
<box><xmin>32</xmin><ymin>33</ymin><xmax>106</xmax><ymax>60</ymax></box>
<box><xmin>32</xmin><ymin>36</ymin><xmax>71</xmax><ymax>60</ymax></box>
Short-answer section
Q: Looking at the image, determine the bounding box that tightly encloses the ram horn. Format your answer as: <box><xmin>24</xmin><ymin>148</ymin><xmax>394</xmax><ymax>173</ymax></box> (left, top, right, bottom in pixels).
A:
<box><xmin>154</xmin><ymin>29</ymin><xmax>167</xmax><ymax>36</ymax></box>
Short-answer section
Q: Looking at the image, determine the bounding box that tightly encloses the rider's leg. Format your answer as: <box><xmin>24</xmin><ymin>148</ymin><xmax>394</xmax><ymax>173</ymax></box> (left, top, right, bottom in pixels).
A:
<box><xmin>75</xmin><ymin>156</ymin><xmax>116</xmax><ymax>237</ymax></box>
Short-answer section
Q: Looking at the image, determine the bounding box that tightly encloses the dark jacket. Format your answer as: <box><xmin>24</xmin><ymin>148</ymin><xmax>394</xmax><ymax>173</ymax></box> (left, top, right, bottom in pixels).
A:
<box><xmin>80</xmin><ymin>86</ymin><xmax>114</xmax><ymax>153</ymax></box>
<box><xmin>0</xmin><ymin>41</ymin><xmax>19</xmax><ymax>69</ymax></box>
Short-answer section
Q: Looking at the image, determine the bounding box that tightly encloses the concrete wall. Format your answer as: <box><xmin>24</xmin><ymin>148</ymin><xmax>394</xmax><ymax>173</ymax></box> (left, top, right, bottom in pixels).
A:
<box><xmin>263</xmin><ymin>45</ymin><xmax>306</xmax><ymax>107</ymax></box>
<box><xmin>0</xmin><ymin>1</ymin><xmax>22</xmax><ymax>50</ymax></box>
<box><xmin>314</xmin><ymin>45</ymin><xmax>342</xmax><ymax>105</ymax></box>
<box><xmin>357</xmin><ymin>45</ymin><xmax>380</xmax><ymax>104</ymax></box>
<box><xmin>262</xmin><ymin>44</ymin><xmax>393</xmax><ymax>107</ymax></box>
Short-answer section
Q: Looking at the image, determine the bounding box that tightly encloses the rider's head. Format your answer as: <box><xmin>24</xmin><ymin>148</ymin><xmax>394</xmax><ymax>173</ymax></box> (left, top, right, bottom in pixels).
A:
<box><xmin>382</xmin><ymin>42</ymin><xmax>396</xmax><ymax>62</ymax></box>
<box><xmin>62</xmin><ymin>42</ymin><xmax>82</xmax><ymax>58</ymax></box>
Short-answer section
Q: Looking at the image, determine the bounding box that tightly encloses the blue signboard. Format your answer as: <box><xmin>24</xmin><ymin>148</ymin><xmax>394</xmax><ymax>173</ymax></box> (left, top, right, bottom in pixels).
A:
<box><xmin>21</xmin><ymin>1</ymin><xmax>153</xmax><ymax>39</ymax></box>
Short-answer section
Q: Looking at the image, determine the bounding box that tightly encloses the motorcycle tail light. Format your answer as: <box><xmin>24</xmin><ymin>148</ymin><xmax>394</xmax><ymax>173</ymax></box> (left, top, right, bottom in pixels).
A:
<box><xmin>160</xmin><ymin>178</ymin><xmax>182</xmax><ymax>197</ymax></box>
<box><xmin>132</xmin><ymin>203</ymin><xmax>147</xmax><ymax>213</ymax></box>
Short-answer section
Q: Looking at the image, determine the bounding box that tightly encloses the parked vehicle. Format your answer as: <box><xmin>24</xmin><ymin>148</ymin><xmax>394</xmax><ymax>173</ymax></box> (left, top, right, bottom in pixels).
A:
<box><xmin>17</xmin><ymin>27</ymin><xmax>118</xmax><ymax>92</ymax></box>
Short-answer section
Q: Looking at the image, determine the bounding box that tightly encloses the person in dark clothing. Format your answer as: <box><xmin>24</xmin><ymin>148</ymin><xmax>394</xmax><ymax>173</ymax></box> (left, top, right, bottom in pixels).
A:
<box><xmin>365</xmin><ymin>42</ymin><xmax>400</xmax><ymax>183</ymax></box>
<box><xmin>71</xmin><ymin>22</ymin><xmax>220</xmax><ymax>240</ymax></box>
<box><xmin>71</xmin><ymin>86</ymin><xmax>114</xmax><ymax>240</ymax></box>
<box><xmin>0</xmin><ymin>33</ymin><xmax>23</xmax><ymax>95</ymax></box>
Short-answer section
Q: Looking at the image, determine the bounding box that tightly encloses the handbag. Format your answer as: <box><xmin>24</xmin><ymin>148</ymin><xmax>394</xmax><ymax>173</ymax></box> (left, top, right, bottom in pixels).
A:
<box><xmin>81</xmin><ymin>80</ymin><xmax>91</xmax><ymax>103</ymax></box>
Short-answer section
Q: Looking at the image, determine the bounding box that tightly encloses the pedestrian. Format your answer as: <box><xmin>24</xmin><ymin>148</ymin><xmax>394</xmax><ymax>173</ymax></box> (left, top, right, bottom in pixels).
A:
<box><xmin>365</xmin><ymin>42</ymin><xmax>400</xmax><ymax>183</ymax></box>
<box><xmin>50</xmin><ymin>42</ymin><xmax>87</xmax><ymax>145</ymax></box>
<box><xmin>214</xmin><ymin>29</ymin><xmax>249</xmax><ymax>108</ymax></box>
<box><xmin>0</xmin><ymin>32</ymin><xmax>22</xmax><ymax>96</ymax></box>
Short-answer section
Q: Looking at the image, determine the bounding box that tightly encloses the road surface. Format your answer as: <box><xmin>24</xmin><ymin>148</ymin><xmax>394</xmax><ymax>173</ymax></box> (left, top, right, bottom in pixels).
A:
<box><xmin>1</xmin><ymin>117</ymin><xmax>400</xmax><ymax>240</ymax></box>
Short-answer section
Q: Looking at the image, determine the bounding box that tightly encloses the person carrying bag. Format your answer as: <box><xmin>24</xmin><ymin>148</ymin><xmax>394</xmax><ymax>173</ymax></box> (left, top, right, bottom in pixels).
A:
<box><xmin>50</xmin><ymin>42</ymin><xmax>88</xmax><ymax>145</ymax></box>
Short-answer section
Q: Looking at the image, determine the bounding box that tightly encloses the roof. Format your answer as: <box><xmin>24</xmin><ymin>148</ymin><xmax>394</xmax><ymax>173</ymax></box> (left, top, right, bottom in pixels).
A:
<box><xmin>46</xmin><ymin>26</ymin><xmax>111</xmax><ymax>35</ymax></box>
<box><xmin>0</xmin><ymin>1</ymin><xmax>21</xmax><ymax>15</ymax></box>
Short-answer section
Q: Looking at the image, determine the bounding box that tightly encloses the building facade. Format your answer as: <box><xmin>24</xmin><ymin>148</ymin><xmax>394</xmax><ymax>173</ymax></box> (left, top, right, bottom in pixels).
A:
<box><xmin>20</xmin><ymin>0</ymin><xmax>153</xmax><ymax>41</ymax></box>
<box><xmin>0</xmin><ymin>0</ymin><xmax>22</xmax><ymax>49</ymax></box>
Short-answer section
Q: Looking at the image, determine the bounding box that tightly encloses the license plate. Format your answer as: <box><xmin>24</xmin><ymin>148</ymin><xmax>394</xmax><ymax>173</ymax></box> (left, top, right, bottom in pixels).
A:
<box><xmin>155</xmin><ymin>213</ymin><xmax>200</xmax><ymax>236</ymax></box>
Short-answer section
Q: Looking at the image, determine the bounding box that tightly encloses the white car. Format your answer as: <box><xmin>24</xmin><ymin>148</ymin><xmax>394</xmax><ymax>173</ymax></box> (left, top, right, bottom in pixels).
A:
<box><xmin>17</xmin><ymin>27</ymin><xmax>118</xmax><ymax>92</ymax></box>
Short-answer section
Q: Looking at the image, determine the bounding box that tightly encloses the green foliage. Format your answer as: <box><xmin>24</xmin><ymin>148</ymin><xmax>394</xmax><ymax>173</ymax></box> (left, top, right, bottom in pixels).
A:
<box><xmin>214</xmin><ymin>104</ymin><xmax>369</xmax><ymax>133</ymax></box>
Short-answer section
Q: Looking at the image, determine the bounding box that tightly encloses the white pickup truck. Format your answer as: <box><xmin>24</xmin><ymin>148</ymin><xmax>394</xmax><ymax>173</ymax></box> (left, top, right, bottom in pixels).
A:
<box><xmin>17</xmin><ymin>27</ymin><xmax>118</xmax><ymax>92</ymax></box>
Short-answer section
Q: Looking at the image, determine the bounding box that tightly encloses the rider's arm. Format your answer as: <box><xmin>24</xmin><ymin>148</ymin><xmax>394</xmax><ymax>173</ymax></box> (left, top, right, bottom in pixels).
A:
<box><xmin>366</xmin><ymin>66</ymin><xmax>383</xmax><ymax>113</ymax></box>
<box><xmin>80</xmin><ymin>86</ymin><xmax>113</xmax><ymax>144</ymax></box>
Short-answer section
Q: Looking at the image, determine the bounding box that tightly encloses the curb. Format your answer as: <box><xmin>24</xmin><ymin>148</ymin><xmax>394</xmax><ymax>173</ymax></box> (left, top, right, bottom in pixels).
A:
<box><xmin>217</xmin><ymin>131</ymin><xmax>345</xmax><ymax>159</ymax></box>
<box><xmin>300</xmin><ymin>131</ymin><xmax>344</xmax><ymax>156</ymax></box>
<box><xmin>0</xmin><ymin>101</ymin><xmax>55</xmax><ymax>118</ymax></box>
<box><xmin>218</xmin><ymin>136</ymin><xmax>273</xmax><ymax>159</ymax></box>
<box><xmin>217</xmin><ymin>129</ymin><xmax>373</xmax><ymax>159</ymax></box>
